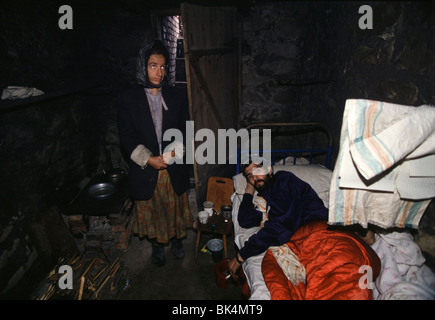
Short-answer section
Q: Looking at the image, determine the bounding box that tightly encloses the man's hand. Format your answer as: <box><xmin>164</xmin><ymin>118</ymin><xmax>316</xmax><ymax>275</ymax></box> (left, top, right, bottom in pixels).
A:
<box><xmin>245</xmin><ymin>180</ymin><xmax>255</xmax><ymax>195</ymax></box>
<box><xmin>228</xmin><ymin>253</ymin><xmax>244</xmax><ymax>280</ymax></box>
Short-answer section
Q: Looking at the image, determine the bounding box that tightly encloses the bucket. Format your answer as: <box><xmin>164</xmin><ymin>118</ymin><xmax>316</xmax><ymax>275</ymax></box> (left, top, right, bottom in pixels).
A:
<box><xmin>215</xmin><ymin>258</ymin><xmax>232</xmax><ymax>289</ymax></box>
<box><xmin>206</xmin><ymin>239</ymin><xmax>224</xmax><ymax>262</ymax></box>
<box><xmin>215</xmin><ymin>258</ymin><xmax>248</xmax><ymax>291</ymax></box>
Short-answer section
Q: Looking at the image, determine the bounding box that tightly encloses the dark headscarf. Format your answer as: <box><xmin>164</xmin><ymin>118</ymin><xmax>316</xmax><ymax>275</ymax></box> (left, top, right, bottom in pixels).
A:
<box><xmin>136</xmin><ymin>39</ymin><xmax>170</xmax><ymax>88</ymax></box>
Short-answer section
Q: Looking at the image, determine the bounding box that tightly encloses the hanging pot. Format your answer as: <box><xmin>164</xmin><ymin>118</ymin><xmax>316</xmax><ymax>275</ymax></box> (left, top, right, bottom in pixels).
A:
<box><xmin>107</xmin><ymin>168</ymin><xmax>125</xmax><ymax>184</ymax></box>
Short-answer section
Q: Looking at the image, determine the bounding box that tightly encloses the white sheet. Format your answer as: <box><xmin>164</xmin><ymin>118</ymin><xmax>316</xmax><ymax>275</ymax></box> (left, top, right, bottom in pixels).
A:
<box><xmin>231</xmin><ymin>192</ymin><xmax>270</xmax><ymax>300</ymax></box>
<box><xmin>231</xmin><ymin>163</ymin><xmax>332</xmax><ymax>300</ymax></box>
<box><xmin>371</xmin><ymin>232</ymin><xmax>435</xmax><ymax>300</ymax></box>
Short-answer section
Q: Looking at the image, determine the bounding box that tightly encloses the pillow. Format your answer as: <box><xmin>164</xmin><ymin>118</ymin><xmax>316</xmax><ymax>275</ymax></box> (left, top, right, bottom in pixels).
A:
<box><xmin>273</xmin><ymin>165</ymin><xmax>332</xmax><ymax>195</ymax></box>
<box><xmin>232</xmin><ymin>164</ymin><xmax>332</xmax><ymax>208</ymax></box>
<box><xmin>233</xmin><ymin>172</ymin><xmax>248</xmax><ymax>195</ymax></box>
<box><xmin>275</xmin><ymin>157</ymin><xmax>310</xmax><ymax>165</ymax></box>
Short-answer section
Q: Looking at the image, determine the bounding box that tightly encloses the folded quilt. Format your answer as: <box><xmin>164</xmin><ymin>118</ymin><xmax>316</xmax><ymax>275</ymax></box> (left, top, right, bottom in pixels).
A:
<box><xmin>329</xmin><ymin>99</ymin><xmax>434</xmax><ymax>229</ymax></box>
<box><xmin>347</xmin><ymin>100</ymin><xmax>435</xmax><ymax>181</ymax></box>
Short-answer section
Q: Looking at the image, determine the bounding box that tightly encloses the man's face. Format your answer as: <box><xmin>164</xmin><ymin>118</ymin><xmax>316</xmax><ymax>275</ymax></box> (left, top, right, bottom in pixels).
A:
<box><xmin>244</xmin><ymin>163</ymin><xmax>272</xmax><ymax>192</ymax></box>
<box><xmin>147</xmin><ymin>54</ymin><xmax>166</xmax><ymax>86</ymax></box>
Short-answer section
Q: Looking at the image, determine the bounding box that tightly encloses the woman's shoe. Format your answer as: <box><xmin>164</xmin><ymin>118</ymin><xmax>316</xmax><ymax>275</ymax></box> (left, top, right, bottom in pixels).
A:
<box><xmin>151</xmin><ymin>242</ymin><xmax>166</xmax><ymax>267</ymax></box>
<box><xmin>171</xmin><ymin>238</ymin><xmax>185</xmax><ymax>259</ymax></box>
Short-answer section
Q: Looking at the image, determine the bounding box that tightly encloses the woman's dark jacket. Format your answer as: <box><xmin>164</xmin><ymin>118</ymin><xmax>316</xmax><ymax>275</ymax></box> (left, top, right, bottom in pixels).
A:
<box><xmin>117</xmin><ymin>84</ymin><xmax>190</xmax><ymax>200</ymax></box>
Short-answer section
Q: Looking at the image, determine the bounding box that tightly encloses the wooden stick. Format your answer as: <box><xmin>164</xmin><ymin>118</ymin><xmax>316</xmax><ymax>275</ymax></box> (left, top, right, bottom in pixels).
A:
<box><xmin>77</xmin><ymin>276</ymin><xmax>85</xmax><ymax>300</ymax></box>
<box><xmin>80</xmin><ymin>258</ymin><xmax>96</xmax><ymax>279</ymax></box>
<box><xmin>91</xmin><ymin>263</ymin><xmax>108</xmax><ymax>284</ymax></box>
<box><xmin>94</xmin><ymin>273</ymin><xmax>112</xmax><ymax>299</ymax></box>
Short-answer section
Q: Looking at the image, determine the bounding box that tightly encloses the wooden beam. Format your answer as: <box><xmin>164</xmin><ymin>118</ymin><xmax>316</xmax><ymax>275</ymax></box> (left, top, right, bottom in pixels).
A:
<box><xmin>185</xmin><ymin>47</ymin><xmax>235</xmax><ymax>56</ymax></box>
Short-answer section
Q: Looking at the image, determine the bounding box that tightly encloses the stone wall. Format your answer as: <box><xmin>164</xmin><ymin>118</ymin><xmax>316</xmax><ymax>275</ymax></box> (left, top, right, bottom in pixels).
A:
<box><xmin>0</xmin><ymin>0</ymin><xmax>154</xmax><ymax>297</ymax></box>
<box><xmin>240</xmin><ymin>1</ymin><xmax>434</xmax><ymax>162</ymax></box>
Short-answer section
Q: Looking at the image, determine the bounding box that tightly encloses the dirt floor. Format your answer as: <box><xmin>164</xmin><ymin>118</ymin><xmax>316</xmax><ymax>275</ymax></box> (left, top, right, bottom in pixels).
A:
<box><xmin>115</xmin><ymin>188</ymin><xmax>248</xmax><ymax>300</ymax></box>
<box><xmin>116</xmin><ymin>228</ymin><xmax>247</xmax><ymax>300</ymax></box>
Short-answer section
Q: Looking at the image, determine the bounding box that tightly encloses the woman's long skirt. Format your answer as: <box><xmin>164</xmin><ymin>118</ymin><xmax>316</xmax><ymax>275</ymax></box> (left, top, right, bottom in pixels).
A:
<box><xmin>132</xmin><ymin>170</ymin><xmax>193</xmax><ymax>244</ymax></box>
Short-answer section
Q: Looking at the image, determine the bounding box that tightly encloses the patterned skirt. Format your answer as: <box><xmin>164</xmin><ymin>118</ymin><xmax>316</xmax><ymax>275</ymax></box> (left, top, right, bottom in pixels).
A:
<box><xmin>132</xmin><ymin>169</ymin><xmax>193</xmax><ymax>244</ymax></box>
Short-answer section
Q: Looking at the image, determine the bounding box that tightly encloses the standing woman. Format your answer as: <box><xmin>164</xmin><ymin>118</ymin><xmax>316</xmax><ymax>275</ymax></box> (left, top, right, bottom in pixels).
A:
<box><xmin>117</xmin><ymin>40</ymin><xmax>193</xmax><ymax>267</ymax></box>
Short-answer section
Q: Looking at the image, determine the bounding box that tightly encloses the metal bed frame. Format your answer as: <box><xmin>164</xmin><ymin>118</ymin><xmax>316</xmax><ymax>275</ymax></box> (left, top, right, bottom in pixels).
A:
<box><xmin>236</xmin><ymin>122</ymin><xmax>333</xmax><ymax>174</ymax></box>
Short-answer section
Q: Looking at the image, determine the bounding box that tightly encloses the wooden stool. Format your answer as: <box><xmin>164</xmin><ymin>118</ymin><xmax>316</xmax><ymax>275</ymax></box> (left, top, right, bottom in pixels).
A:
<box><xmin>195</xmin><ymin>214</ymin><xmax>233</xmax><ymax>258</ymax></box>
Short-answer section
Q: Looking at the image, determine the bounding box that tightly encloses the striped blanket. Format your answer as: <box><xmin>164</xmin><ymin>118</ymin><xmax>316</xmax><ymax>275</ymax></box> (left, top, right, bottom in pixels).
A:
<box><xmin>329</xmin><ymin>99</ymin><xmax>435</xmax><ymax>229</ymax></box>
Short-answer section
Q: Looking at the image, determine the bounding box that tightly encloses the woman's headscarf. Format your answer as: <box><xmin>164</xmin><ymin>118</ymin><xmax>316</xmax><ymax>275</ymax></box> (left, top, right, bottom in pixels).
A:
<box><xmin>136</xmin><ymin>39</ymin><xmax>170</xmax><ymax>88</ymax></box>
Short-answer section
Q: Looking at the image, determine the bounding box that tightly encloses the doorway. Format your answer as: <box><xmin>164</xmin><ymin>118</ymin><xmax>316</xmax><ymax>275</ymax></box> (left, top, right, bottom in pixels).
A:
<box><xmin>152</xmin><ymin>13</ymin><xmax>186</xmax><ymax>88</ymax></box>
<box><xmin>152</xmin><ymin>4</ymin><xmax>241</xmax><ymax>206</ymax></box>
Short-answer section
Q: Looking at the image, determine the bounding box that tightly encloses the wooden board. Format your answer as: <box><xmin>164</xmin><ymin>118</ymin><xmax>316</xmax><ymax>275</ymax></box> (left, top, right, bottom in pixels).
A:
<box><xmin>181</xmin><ymin>3</ymin><xmax>241</xmax><ymax>206</ymax></box>
<box><xmin>206</xmin><ymin>176</ymin><xmax>234</xmax><ymax>211</ymax></box>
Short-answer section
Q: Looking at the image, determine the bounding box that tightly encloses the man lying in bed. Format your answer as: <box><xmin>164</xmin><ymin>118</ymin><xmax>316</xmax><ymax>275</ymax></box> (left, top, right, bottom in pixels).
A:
<box><xmin>229</xmin><ymin>158</ymin><xmax>381</xmax><ymax>300</ymax></box>
<box><xmin>228</xmin><ymin>158</ymin><xmax>328</xmax><ymax>276</ymax></box>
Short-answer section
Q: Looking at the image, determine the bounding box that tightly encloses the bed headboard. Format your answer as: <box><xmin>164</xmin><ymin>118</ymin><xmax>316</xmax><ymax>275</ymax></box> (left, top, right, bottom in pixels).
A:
<box><xmin>236</xmin><ymin>122</ymin><xmax>333</xmax><ymax>174</ymax></box>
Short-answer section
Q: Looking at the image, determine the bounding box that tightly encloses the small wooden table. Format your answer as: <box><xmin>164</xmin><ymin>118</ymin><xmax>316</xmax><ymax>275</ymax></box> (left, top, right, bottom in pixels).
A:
<box><xmin>195</xmin><ymin>214</ymin><xmax>233</xmax><ymax>258</ymax></box>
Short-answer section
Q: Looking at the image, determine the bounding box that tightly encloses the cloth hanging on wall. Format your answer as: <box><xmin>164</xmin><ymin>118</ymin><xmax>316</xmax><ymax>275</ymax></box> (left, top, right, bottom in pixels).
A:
<box><xmin>329</xmin><ymin>99</ymin><xmax>435</xmax><ymax>229</ymax></box>
<box><xmin>1</xmin><ymin>86</ymin><xmax>45</xmax><ymax>100</ymax></box>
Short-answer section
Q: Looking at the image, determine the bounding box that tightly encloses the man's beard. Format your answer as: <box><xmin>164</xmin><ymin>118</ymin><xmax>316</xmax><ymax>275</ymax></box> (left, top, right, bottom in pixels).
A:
<box><xmin>253</xmin><ymin>174</ymin><xmax>271</xmax><ymax>193</ymax></box>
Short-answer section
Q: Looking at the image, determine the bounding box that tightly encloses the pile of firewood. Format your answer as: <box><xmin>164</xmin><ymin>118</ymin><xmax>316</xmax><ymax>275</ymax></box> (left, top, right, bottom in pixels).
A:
<box><xmin>34</xmin><ymin>253</ymin><xmax>129</xmax><ymax>300</ymax></box>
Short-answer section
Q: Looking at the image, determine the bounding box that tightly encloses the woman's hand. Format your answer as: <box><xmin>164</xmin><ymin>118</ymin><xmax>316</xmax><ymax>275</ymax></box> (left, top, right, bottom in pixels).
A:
<box><xmin>162</xmin><ymin>150</ymin><xmax>175</xmax><ymax>164</ymax></box>
<box><xmin>147</xmin><ymin>155</ymin><xmax>168</xmax><ymax>170</ymax></box>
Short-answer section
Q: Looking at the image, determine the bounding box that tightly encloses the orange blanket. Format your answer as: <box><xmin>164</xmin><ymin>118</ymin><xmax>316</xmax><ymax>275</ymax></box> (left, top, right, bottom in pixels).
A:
<box><xmin>262</xmin><ymin>221</ymin><xmax>381</xmax><ymax>300</ymax></box>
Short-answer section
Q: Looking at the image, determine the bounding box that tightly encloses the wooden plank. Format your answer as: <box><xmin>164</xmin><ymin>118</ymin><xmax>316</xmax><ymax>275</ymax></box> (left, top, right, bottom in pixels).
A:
<box><xmin>181</xmin><ymin>3</ymin><xmax>240</xmax><ymax>205</ymax></box>
<box><xmin>188</xmin><ymin>56</ymin><xmax>224</xmax><ymax>128</ymax></box>
<box><xmin>206</xmin><ymin>176</ymin><xmax>234</xmax><ymax>210</ymax></box>
<box><xmin>186</xmin><ymin>47</ymin><xmax>235</xmax><ymax>56</ymax></box>
<box><xmin>182</xmin><ymin>5</ymin><xmax>199</xmax><ymax>202</ymax></box>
